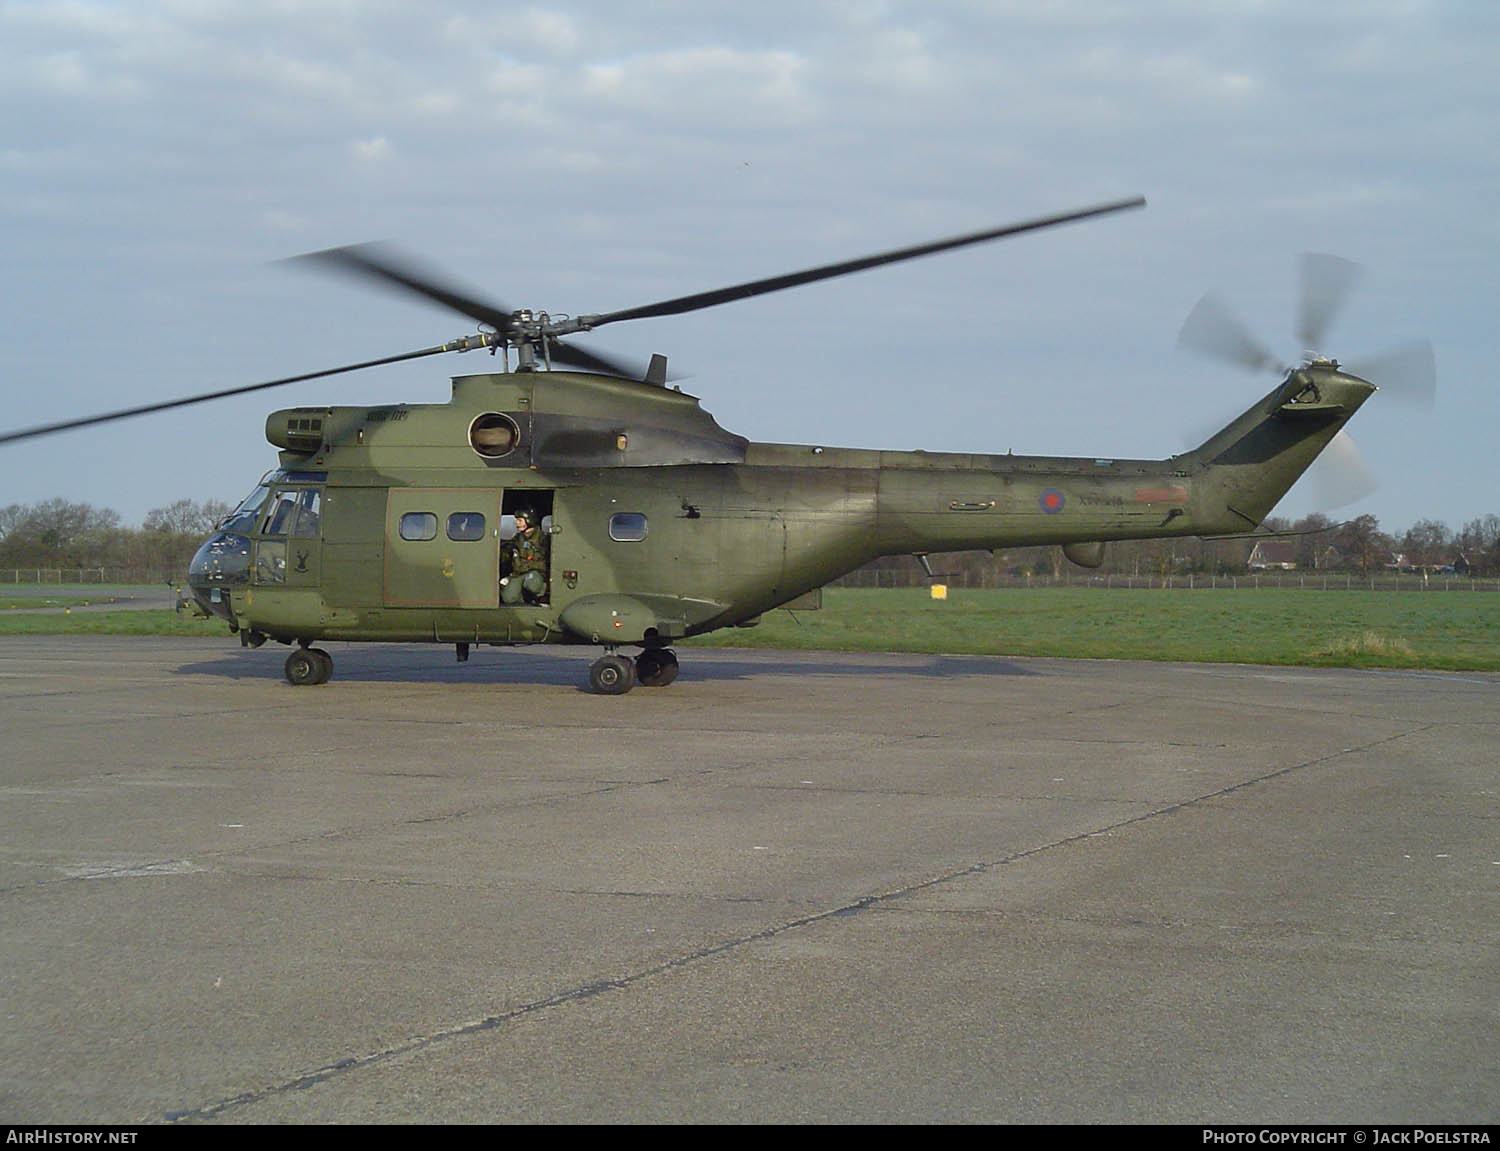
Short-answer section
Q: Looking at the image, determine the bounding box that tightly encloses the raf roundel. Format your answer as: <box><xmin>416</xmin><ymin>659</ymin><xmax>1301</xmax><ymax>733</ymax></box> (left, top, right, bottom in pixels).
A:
<box><xmin>1039</xmin><ymin>488</ymin><xmax>1066</xmax><ymax>514</ymax></box>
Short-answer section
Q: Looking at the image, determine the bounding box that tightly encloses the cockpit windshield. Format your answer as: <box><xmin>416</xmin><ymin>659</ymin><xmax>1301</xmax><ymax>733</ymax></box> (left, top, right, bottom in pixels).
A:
<box><xmin>218</xmin><ymin>483</ymin><xmax>271</xmax><ymax>535</ymax></box>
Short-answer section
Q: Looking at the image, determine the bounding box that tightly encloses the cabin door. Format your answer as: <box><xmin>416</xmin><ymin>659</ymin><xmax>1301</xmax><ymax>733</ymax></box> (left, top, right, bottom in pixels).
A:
<box><xmin>383</xmin><ymin>489</ymin><xmax>501</xmax><ymax>608</ymax></box>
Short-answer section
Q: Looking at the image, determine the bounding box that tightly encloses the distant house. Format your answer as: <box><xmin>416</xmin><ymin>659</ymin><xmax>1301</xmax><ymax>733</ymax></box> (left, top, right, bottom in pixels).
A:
<box><xmin>1247</xmin><ymin>540</ymin><xmax>1298</xmax><ymax>571</ymax></box>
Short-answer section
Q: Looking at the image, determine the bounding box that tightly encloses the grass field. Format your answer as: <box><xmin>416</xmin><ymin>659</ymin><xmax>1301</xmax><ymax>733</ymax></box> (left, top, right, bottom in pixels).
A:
<box><xmin>0</xmin><ymin>608</ymin><xmax>226</xmax><ymax>636</ymax></box>
<box><xmin>0</xmin><ymin>586</ymin><xmax>1495</xmax><ymax>670</ymax></box>
<box><xmin>688</xmin><ymin>588</ymin><xmax>1500</xmax><ymax>671</ymax></box>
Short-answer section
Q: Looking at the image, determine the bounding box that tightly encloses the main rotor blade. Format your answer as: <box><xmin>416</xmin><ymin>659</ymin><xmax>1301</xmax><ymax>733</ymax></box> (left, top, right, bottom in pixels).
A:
<box><xmin>581</xmin><ymin>196</ymin><xmax>1146</xmax><ymax>329</ymax></box>
<box><xmin>1298</xmin><ymin>253</ymin><xmax>1363</xmax><ymax>351</ymax></box>
<box><xmin>292</xmin><ymin>242</ymin><xmax>520</xmax><ymax>335</ymax></box>
<box><xmin>547</xmin><ymin>337</ymin><xmax>648</xmax><ymax>380</ymax></box>
<box><xmin>1177</xmin><ymin>292</ymin><xmax>1282</xmax><ymax>375</ymax></box>
<box><xmin>293</xmin><ymin>243</ymin><xmax>646</xmax><ymax>378</ymax></box>
<box><xmin>0</xmin><ymin>340</ymin><xmax>482</xmax><ymax>447</ymax></box>
<box><xmin>1345</xmin><ymin>340</ymin><xmax>1436</xmax><ymax>409</ymax></box>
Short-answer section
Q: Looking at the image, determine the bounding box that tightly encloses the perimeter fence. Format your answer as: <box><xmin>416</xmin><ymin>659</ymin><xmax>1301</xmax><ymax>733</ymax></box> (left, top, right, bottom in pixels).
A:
<box><xmin>0</xmin><ymin>568</ymin><xmax>179</xmax><ymax>585</ymax></box>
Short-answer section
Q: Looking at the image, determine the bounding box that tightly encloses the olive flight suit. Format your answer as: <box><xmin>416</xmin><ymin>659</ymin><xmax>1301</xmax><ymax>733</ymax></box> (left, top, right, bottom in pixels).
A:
<box><xmin>502</xmin><ymin>524</ymin><xmax>548</xmax><ymax>604</ymax></box>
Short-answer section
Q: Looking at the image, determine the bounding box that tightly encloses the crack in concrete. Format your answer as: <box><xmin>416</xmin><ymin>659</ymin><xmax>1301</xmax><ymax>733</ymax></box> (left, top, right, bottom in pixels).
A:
<box><xmin>164</xmin><ymin>721</ymin><xmax>1429</xmax><ymax>1123</ymax></box>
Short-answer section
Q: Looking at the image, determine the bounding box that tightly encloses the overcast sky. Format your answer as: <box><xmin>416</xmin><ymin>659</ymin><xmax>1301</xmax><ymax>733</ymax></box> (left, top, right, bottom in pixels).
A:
<box><xmin>2</xmin><ymin>0</ymin><xmax>1495</xmax><ymax>535</ymax></box>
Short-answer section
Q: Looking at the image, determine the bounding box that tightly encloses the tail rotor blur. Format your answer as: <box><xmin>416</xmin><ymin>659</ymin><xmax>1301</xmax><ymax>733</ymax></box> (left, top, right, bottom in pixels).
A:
<box><xmin>1176</xmin><ymin>254</ymin><xmax>1436</xmax><ymax>511</ymax></box>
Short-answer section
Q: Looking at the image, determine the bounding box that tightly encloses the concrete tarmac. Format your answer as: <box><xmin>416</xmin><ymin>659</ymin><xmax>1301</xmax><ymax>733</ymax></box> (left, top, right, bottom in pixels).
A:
<box><xmin>0</xmin><ymin>635</ymin><xmax>1495</xmax><ymax>1124</ymax></box>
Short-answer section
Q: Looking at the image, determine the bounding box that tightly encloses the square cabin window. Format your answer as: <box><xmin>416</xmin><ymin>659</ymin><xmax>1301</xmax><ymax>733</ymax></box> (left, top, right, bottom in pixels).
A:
<box><xmin>609</xmin><ymin>512</ymin><xmax>648</xmax><ymax>541</ymax></box>
<box><xmin>447</xmin><ymin>512</ymin><xmax>486</xmax><ymax>541</ymax></box>
<box><xmin>399</xmin><ymin>512</ymin><xmax>438</xmax><ymax>542</ymax></box>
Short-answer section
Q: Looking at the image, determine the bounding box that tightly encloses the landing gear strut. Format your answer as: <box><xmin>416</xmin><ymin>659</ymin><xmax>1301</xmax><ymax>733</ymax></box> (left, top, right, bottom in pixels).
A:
<box><xmin>285</xmin><ymin>646</ymin><xmax>333</xmax><ymax>686</ymax></box>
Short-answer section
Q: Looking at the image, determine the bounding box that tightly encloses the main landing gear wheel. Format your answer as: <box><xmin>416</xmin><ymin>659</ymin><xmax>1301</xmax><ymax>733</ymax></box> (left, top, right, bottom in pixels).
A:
<box><xmin>588</xmin><ymin>654</ymin><xmax>637</xmax><ymax>695</ymax></box>
<box><xmin>285</xmin><ymin>647</ymin><xmax>333</xmax><ymax>686</ymax></box>
<box><xmin>635</xmin><ymin>648</ymin><xmax>679</xmax><ymax>687</ymax></box>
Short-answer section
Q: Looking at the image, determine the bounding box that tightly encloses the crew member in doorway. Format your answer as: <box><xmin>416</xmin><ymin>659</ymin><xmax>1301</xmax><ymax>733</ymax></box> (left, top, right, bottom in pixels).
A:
<box><xmin>502</xmin><ymin>506</ymin><xmax>548</xmax><ymax>605</ymax></box>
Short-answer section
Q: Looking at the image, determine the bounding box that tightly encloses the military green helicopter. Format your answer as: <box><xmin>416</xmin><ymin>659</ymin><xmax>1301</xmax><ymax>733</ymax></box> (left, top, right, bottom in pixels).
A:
<box><xmin>0</xmin><ymin>197</ymin><xmax>1434</xmax><ymax>692</ymax></box>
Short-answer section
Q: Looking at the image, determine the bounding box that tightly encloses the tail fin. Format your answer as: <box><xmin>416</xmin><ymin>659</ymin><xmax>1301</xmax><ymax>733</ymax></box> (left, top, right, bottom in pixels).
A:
<box><xmin>1179</xmin><ymin>362</ymin><xmax>1377</xmax><ymax>531</ymax></box>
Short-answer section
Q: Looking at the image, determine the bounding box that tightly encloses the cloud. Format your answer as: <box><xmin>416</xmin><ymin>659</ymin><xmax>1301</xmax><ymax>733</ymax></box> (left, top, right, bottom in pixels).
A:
<box><xmin>351</xmin><ymin>136</ymin><xmax>393</xmax><ymax>162</ymax></box>
<box><xmin>0</xmin><ymin>1</ymin><xmax>1494</xmax><ymax>533</ymax></box>
<box><xmin>581</xmin><ymin>47</ymin><xmax>814</xmax><ymax>125</ymax></box>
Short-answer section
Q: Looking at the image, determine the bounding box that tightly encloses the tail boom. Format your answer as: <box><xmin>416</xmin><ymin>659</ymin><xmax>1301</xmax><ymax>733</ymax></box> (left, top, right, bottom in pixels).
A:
<box><xmin>867</xmin><ymin>364</ymin><xmax>1377</xmax><ymax>555</ymax></box>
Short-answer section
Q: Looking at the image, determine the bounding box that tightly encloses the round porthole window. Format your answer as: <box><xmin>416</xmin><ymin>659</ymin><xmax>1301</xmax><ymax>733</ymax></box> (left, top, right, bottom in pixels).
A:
<box><xmin>469</xmin><ymin>413</ymin><xmax>521</xmax><ymax>458</ymax></box>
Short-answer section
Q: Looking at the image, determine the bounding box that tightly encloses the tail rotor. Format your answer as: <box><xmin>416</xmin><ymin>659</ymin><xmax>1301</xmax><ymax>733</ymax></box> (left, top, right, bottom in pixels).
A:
<box><xmin>1176</xmin><ymin>254</ymin><xmax>1436</xmax><ymax>509</ymax></box>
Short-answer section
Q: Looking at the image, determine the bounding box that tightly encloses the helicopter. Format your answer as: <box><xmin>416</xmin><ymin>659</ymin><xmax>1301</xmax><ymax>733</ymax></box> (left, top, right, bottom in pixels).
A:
<box><xmin>0</xmin><ymin>197</ymin><xmax>1434</xmax><ymax>693</ymax></box>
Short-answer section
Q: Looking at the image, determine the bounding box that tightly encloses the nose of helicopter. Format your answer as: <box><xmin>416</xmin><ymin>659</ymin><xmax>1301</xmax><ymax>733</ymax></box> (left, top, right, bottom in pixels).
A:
<box><xmin>187</xmin><ymin>531</ymin><xmax>252</xmax><ymax>620</ymax></box>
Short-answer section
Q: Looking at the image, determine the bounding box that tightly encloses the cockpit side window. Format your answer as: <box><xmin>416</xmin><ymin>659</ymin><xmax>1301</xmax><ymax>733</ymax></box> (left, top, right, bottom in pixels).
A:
<box><xmin>262</xmin><ymin>488</ymin><xmax>322</xmax><ymax>537</ymax></box>
<box><xmin>262</xmin><ymin>491</ymin><xmax>297</xmax><ymax>535</ymax></box>
<box><xmin>289</xmin><ymin>489</ymin><xmax>321</xmax><ymax>537</ymax></box>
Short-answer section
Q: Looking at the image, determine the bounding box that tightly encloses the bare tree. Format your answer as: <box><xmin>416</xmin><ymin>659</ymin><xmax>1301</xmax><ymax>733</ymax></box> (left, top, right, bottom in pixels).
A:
<box><xmin>1401</xmin><ymin>519</ymin><xmax>1453</xmax><ymax>573</ymax></box>
<box><xmin>145</xmin><ymin>498</ymin><xmax>230</xmax><ymax>536</ymax></box>
<box><xmin>1333</xmin><ymin>514</ymin><xmax>1392</xmax><ymax>573</ymax></box>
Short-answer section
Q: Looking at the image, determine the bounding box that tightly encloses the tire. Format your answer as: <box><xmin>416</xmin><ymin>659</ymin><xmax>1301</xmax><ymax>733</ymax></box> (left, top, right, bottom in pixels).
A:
<box><xmin>588</xmin><ymin>654</ymin><xmax>637</xmax><ymax>695</ymax></box>
<box><xmin>307</xmin><ymin>648</ymin><xmax>334</xmax><ymax>685</ymax></box>
<box><xmin>636</xmin><ymin>648</ymin><xmax>679</xmax><ymax>687</ymax></box>
<box><xmin>284</xmin><ymin>649</ymin><xmax>321</xmax><ymax>686</ymax></box>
